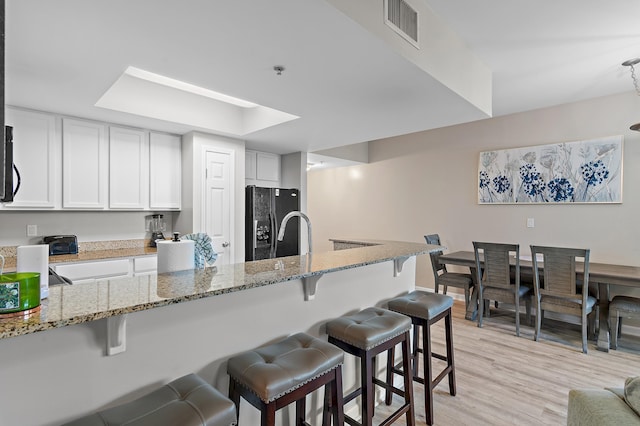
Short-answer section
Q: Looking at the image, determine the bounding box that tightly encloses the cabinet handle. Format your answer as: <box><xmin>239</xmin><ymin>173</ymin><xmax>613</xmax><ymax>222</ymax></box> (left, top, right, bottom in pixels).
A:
<box><xmin>222</xmin><ymin>242</ymin><xmax>230</xmax><ymax>248</ymax></box>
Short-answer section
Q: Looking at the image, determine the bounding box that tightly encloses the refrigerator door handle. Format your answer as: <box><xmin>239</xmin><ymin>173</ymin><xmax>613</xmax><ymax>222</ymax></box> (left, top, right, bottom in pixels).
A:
<box><xmin>270</xmin><ymin>211</ymin><xmax>278</xmax><ymax>258</ymax></box>
<box><xmin>253</xmin><ymin>220</ymin><xmax>258</xmax><ymax>249</ymax></box>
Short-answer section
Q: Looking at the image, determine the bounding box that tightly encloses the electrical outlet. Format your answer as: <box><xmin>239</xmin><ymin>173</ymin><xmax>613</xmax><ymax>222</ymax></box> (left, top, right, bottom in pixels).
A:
<box><xmin>26</xmin><ymin>224</ymin><xmax>38</xmax><ymax>236</ymax></box>
<box><xmin>526</xmin><ymin>218</ymin><xmax>535</xmax><ymax>228</ymax></box>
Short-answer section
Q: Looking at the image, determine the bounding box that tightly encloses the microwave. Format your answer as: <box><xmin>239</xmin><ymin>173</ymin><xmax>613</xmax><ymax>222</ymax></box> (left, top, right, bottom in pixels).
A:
<box><xmin>1</xmin><ymin>125</ymin><xmax>18</xmax><ymax>202</ymax></box>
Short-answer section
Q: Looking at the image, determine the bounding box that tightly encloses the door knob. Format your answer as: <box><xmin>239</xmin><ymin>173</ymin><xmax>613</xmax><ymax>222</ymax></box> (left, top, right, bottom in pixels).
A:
<box><xmin>222</xmin><ymin>241</ymin><xmax>230</xmax><ymax>247</ymax></box>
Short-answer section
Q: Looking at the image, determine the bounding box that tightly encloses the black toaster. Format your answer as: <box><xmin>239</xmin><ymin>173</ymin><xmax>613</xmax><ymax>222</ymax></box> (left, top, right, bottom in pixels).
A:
<box><xmin>43</xmin><ymin>235</ymin><xmax>78</xmax><ymax>255</ymax></box>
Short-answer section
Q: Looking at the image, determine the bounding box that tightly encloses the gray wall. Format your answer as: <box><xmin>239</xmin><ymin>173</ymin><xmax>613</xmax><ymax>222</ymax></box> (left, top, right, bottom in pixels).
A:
<box><xmin>308</xmin><ymin>91</ymin><xmax>640</xmax><ymax>292</ymax></box>
<box><xmin>0</xmin><ymin>210</ymin><xmax>173</xmax><ymax>246</ymax></box>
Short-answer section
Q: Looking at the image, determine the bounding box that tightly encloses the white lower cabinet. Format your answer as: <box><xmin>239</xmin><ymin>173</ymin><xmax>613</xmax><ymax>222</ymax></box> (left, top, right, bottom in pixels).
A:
<box><xmin>54</xmin><ymin>258</ymin><xmax>131</xmax><ymax>283</ymax></box>
<box><xmin>53</xmin><ymin>255</ymin><xmax>158</xmax><ymax>285</ymax></box>
<box><xmin>133</xmin><ymin>256</ymin><xmax>157</xmax><ymax>275</ymax></box>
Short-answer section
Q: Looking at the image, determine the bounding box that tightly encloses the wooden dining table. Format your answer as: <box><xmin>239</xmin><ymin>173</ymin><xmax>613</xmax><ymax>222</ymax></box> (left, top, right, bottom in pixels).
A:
<box><xmin>438</xmin><ymin>250</ymin><xmax>640</xmax><ymax>352</ymax></box>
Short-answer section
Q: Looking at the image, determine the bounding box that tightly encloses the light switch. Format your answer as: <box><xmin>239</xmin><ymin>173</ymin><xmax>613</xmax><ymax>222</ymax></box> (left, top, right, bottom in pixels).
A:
<box><xmin>526</xmin><ymin>218</ymin><xmax>535</xmax><ymax>228</ymax></box>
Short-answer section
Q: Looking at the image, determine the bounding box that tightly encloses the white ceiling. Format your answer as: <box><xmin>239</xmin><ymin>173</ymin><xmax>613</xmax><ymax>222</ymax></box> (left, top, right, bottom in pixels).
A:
<box><xmin>6</xmin><ymin>0</ymin><xmax>640</xmax><ymax>155</ymax></box>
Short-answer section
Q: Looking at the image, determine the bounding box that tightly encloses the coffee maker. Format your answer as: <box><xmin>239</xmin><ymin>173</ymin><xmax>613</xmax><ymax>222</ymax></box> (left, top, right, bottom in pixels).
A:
<box><xmin>149</xmin><ymin>214</ymin><xmax>166</xmax><ymax>247</ymax></box>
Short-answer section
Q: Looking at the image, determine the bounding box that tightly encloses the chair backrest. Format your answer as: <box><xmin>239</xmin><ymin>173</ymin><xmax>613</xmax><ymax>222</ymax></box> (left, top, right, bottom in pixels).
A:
<box><xmin>424</xmin><ymin>234</ymin><xmax>446</xmax><ymax>278</ymax></box>
<box><xmin>425</xmin><ymin>234</ymin><xmax>440</xmax><ymax>245</ymax></box>
<box><xmin>529</xmin><ymin>245</ymin><xmax>590</xmax><ymax>299</ymax></box>
<box><xmin>473</xmin><ymin>241</ymin><xmax>520</xmax><ymax>289</ymax></box>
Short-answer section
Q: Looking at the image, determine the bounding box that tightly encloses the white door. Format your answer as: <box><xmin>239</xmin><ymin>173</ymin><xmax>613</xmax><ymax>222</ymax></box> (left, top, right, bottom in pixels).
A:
<box><xmin>203</xmin><ymin>149</ymin><xmax>233</xmax><ymax>265</ymax></box>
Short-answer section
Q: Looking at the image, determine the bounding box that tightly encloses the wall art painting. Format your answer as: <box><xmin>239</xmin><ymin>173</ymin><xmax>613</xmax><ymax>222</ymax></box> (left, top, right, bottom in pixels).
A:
<box><xmin>478</xmin><ymin>135</ymin><xmax>623</xmax><ymax>204</ymax></box>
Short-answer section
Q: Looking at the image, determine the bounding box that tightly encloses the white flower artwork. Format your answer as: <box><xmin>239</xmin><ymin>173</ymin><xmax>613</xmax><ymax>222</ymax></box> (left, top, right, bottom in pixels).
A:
<box><xmin>478</xmin><ymin>135</ymin><xmax>623</xmax><ymax>204</ymax></box>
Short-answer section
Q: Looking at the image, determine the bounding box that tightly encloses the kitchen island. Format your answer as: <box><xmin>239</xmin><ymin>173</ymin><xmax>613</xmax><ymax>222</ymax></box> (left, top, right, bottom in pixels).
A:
<box><xmin>0</xmin><ymin>239</ymin><xmax>435</xmax><ymax>425</ymax></box>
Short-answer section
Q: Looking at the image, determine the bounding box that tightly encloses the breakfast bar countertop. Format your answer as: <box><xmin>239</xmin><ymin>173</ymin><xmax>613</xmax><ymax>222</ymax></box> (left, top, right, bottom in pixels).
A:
<box><xmin>0</xmin><ymin>239</ymin><xmax>437</xmax><ymax>340</ymax></box>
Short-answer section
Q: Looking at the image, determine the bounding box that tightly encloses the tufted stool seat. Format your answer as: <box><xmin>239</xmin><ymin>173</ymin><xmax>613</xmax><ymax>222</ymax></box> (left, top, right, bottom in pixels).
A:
<box><xmin>387</xmin><ymin>291</ymin><xmax>456</xmax><ymax>426</ymax></box>
<box><xmin>62</xmin><ymin>373</ymin><xmax>237</xmax><ymax>426</ymax></box>
<box><xmin>609</xmin><ymin>295</ymin><xmax>640</xmax><ymax>349</ymax></box>
<box><xmin>326</xmin><ymin>307</ymin><xmax>415</xmax><ymax>426</ymax></box>
<box><xmin>227</xmin><ymin>332</ymin><xmax>344</xmax><ymax>425</ymax></box>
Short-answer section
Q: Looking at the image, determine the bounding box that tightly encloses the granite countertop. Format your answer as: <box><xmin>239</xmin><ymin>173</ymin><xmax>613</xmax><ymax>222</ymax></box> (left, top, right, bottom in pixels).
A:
<box><xmin>1</xmin><ymin>244</ymin><xmax>157</xmax><ymax>273</ymax></box>
<box><xmin>0</xmin><ymin>240</ymin><xmax>436</xmax><ymax>340</ymax></box>
<box><xmin>329</xmin><ymin>238</ymin><xmax>381</xmax><ymax>246</ymax></box>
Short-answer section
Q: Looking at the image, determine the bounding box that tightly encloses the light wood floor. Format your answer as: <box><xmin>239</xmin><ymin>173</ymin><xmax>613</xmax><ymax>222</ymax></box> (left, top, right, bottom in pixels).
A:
<box><xmin>372</xmin><ymin>300</ymin><xmax>640</xmax><ymax>425</ymax></box>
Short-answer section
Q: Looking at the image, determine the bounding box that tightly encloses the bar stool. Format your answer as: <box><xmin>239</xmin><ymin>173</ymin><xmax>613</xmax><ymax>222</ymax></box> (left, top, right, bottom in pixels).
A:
<box><xmin>227</xmin><ymin>332</ymin><xmax>344</xmax><ymax>426</ymax></box>
<box><xmin>325</xmin><ymin>307</ymin><xmax>415</xmax><ymax>426</ymax></box>
<box><xmin>387</xmin><ymin>291</ymin><xmax>455</xmax><ymax>426</ymax></box>
<box><xmin>62</xmin><ymin>373</ymin><xmax>237</xmax><ymax>426</ymax></box>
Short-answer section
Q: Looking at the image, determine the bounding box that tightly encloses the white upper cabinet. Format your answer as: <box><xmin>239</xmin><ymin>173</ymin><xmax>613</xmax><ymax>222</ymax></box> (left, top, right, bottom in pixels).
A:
<box><xmin>256</xmin><ymin>152</ymin><xmax>280</xmax><ymax>181</ymax></box>
<box><xmin>4</xmin><ymin>107</ymin><xmax>57</xmax><ymax>208</ymax></box>
<box><xmin>1</xmin><ymin>109</ymin><xmax>182</xmax><ymax>211</ymax></box>
<box><xmin>246</xmin><ymin>150</ymin><xmax>280</xmax><ymax>185</ymax></box>
<box><xmin>149</xmin><ymin>132</ymin><xmax>181</xmax><ymax>210</ymax></box>
<box><xmin>109</xmin><ymin>126</ymin><xmax>149</xmax><ymax>209</ymax></box>
<box><xmin>62</xmin><ymin>118</ymin><xmax>108</xmax><ymax>209</ymax></box>
<box><xmin>245</xmin><ymin>150</ymin><xmax>257</xmax><ymax>180</ymax></box>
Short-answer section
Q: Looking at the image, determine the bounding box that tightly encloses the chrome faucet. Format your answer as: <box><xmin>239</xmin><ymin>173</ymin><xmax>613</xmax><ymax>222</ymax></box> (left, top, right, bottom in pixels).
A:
<box><xmin>278</xmin><ymin>211</ymin><xmax>312</xmax><ymax>255</ymax></box>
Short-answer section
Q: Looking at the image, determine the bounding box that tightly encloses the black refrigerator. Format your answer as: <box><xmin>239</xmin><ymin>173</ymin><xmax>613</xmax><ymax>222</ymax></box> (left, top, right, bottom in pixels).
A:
<box><xmin>245</xmin><ymin>185</ymin><xmax>300</xmax><ymax>261</ymax></box>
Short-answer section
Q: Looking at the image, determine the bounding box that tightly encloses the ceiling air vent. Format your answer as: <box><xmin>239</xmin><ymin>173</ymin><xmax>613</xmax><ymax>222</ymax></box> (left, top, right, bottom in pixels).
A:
<box><xmin>384</xmin><ymin>0</ymin><xmax>419</xmax><ymax>48</ymax></box>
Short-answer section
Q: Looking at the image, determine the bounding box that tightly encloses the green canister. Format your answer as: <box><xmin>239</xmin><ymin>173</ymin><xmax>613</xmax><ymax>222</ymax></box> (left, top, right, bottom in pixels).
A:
<box><xmin>0</xmin><ymin>273</ymin><xmax>41</xmax><ymax>314</ymax></box>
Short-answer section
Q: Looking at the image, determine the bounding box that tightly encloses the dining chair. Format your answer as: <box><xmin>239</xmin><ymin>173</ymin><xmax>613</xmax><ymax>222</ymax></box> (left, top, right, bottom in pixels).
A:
<box><xmin>472</xmin><ymin>241</ymin><xmax>532</xmax><ymax>337</ymax></box>
<box><xmin>608</xmin><ymin>295</ymin><xmax>640</xmax><ymax>350</ymax></box>
<box><xmin>424</xmin><ymin>234</ymin><xmax>473</xmax><ymax>310</ymax></box>
<box><xmin>530</xmin><ymin>245</ymin><xmax>595</xmax><ymax>354</ymax></box>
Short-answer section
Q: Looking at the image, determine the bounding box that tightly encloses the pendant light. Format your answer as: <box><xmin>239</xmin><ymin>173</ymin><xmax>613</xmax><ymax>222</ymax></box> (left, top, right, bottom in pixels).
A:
<box><xmin>623</xmin><ymin>58</ymin><xmax>640</xmax><ymax>131</ymax></box>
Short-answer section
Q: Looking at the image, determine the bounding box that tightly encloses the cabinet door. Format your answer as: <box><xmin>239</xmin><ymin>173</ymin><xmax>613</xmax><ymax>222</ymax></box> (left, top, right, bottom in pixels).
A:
<box><xmin>256</xmin><ymin>152</ymin><xmax>280</xmax><ymax>181</ymax></box>
<box><xmin>133</xmin><ymin>256</ymin><xmax>157</xmax><ymax>275</ymax></box>
<box><xmin>149</xmin><ymin>132</ymin><xmax>181</xmax><ymax>209</ymax></box>
<box><xmin>245</xmin><ymin>150</ymin><xmax>257</xmax><ymax>180</ymax></box>
<box><xmin>4</xmin><ymin>108</ymin><xmax>57</xmax><ymax>208</ymax></box>
<box><xmin>54</xmin><ymin>258</ymin><xmax>131</xmax><ymax>281</ymax></box>
<box><xmin>109</xmin><ymin>126</ymin><xmax>148</xmax><ymax>209</ymax></box>
<box><xmin>62</xmin><ymin>118</ymin><xmax>108</xmax><ymax>209</ymax></box>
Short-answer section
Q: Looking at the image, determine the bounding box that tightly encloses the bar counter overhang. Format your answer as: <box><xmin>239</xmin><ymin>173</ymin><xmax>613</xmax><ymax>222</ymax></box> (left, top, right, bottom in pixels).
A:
<box><xmin>0</xmin><ymin>239</ymin><xmax>436</xmax><ymax>426</ymax></box>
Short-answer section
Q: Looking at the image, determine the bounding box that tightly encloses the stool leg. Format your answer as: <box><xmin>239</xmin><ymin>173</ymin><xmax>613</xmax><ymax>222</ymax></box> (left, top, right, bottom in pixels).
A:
<box><xmin>445</xmin><ymin>308</ymin><xmax>456</xmax><ymax>396</ymax></box>
<box><xmin>423</xmin><ymin>320</ymin><xmax>434</xmax><ymax>426</ymax></box>
<box><xmin>229</xmin><ymin>378</ymin><xmax>241</xmax><ymax>422</ymax></box>
<box><xmin>322</xmin><ymin>382</ymin><xmax>331</xmax><ymax>426</ymax></box>
<box><xmin>401</xmin><ymin>331</ymin><xmax>416</xmax><ymax>426</ymax></box>
<box><xmin>332</xmin><ymin>365</ymin><xmax>345</xmax><ymax>426</ymax></box>
<box><xmin>412</xmin><ymin>324</ymin><xmax>420</xmax><ymax>380</ymax></box>
<box><xmin>262</xmin><ymin>402</ymin><xmax>276</xmax><ymax>426</ymax></box>
<box><xmin>296</xmin><ymin>396</ymin><xmax>306</xmax><ymax>426</ymax></box>
<box><xmin>385</xmin><ymin>346</ymin><xmax>394</xmax><ymax>405</ymax></box>
<box><xmin>320</xmin><ymin>369</ymin><xmax>346</xmax><ymax>426</ymax></box>
<box><xmin>361</xmin><ymin>350</ymin><xmax>374</xmax><ymax>426</ymax></box>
